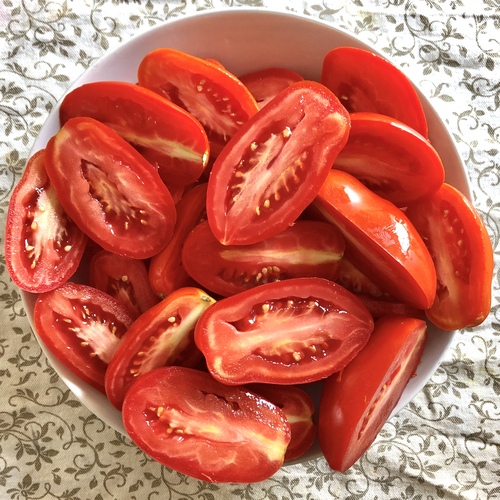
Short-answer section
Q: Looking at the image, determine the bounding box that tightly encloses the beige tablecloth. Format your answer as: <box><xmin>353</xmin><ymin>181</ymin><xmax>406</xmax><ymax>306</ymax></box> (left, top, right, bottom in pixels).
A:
<box><xmin>1</xmin><ymin>1</ymin><xmax>499</xmax><ymax>498</ymax></box>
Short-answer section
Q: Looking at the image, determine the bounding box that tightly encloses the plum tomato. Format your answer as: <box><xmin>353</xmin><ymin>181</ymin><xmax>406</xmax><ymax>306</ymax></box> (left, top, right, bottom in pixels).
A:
<box><xmin>333</xmin><ymin>112</ymin><xmax>445</xmax><ymax>207</ymax></box>
<box><xmin>206</xmin><ymin>80</ymin><xmax>351</xmax><ymax>245</ymax></box>
<box><xmin>405</xmin><ymin>183</ymin><xmax>494</xmax><ymax>331</ymax></box>
<box><xmin>181</xmin><ymin>219</ymin><xmax>345</xmax><ymax>297</ymax></box>
<box><xmin>4</xmin><ymin>150</ymin><xmax>87</xmax><ymax>293</ymax></box>
<box><xmin>121</xmin><ymin>366</ymin><xmax>291</xmax><ymax>483</ymax></box>
<box><xmin>312</xmin><ymin>169</ymin><xmax>436</xmax><ymax>310</ymax></box>
<box><xmin>44</xmin><ymin>117</ymin><xmax>176</xmax><ymax>260</ymax></box>
<box><xmin>105</xmin><ymin>287</ymin><xmax>215</xmax><ymax>410</ymax></box>
<box><xmin>194</xmin><ymin>277</ymin><xmax>374</xmax><ymax>386</ymax></box>
<box><xmin>321</xmin><ymin>46</ymin><xmax>428</xmax><ymax>137</ymax></box>
<box><xmin>319</xmin><ymin>315</ymin><xmax>428</xmax><ymax>472</ymax></box>
<box><xmin>33</xmin><ymin>282</ymin><xmax>134</xmax><ymax>392</ymax></box>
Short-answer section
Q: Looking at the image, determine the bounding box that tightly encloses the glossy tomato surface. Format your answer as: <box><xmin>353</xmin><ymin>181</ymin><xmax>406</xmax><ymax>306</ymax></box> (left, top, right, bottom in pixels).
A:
<box><xmin>195</xmin><ymin>277</ymin><xmax>374</xmax><ymax>385</ymax></box>
<box><xmin>207</xmin><ymin>80</ymin><xmax>351</xmax><ymax>245</ymax></box>
<box><xmin>122</xmin><ymin>366</ymin><xmax>291</xmax><ymax>483</ymax></box>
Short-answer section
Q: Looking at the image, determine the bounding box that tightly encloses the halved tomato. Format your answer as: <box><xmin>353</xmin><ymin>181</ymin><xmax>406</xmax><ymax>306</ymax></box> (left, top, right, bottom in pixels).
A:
<box><xmin>44</xmin><ymin>117</ymin><xmax>176</xmax><ymax>259</ymax></box>
<box><xmin>4</xmin><ymin>150</ymin><xmax>87</xmax><ymax>293</ymax></box>
<box><xmin>207</xmin><ymin>80</ymin><xmax>351</xmax><ymax>245</ymax></box>
<box><xmin>194</xmin><ymin>277</ymin><xmax>374</xmax><ymax>386</ymax></box>
<box><xmin>122</xmin><ymin>366</ymin><xmax>291</xmax><ymax>483</ymax></box>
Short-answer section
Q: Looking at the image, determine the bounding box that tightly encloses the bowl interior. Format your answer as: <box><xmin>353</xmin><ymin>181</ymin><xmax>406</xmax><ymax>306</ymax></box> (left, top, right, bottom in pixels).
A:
<box><xmin>23</xmin><ymin>8</ymin><xmax>464</xmax><ymax>465</ymax></box>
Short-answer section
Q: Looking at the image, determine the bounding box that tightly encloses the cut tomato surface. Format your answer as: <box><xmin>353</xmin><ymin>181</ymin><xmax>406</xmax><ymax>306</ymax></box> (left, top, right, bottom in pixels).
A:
<box><xmin>122</xmin><ymin>366</ymin><xmax>291</xmax><ymax>483</ymax></box>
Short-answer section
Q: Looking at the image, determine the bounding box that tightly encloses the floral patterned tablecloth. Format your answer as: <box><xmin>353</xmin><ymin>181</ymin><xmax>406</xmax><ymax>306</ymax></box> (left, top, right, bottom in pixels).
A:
<box><xmin>1</xmin><ymin>1</ymin><xmax>499</xmax><ymax>499</ymax></box>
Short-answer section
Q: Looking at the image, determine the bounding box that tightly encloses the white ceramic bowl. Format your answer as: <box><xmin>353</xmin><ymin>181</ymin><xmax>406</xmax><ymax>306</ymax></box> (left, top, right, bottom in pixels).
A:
<box><xmin>22</xmin><ymin>8</ymin><xmax>466</xmax><ymax>466</ymax></box>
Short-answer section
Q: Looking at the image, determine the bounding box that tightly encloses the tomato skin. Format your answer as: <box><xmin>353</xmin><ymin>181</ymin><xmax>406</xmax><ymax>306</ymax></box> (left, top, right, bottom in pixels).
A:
<box><xmin>333</xmin><ymin>112</ymin><xmax>444</xmax><ymax>207</ymax></box>
<box><xmin>313</xmin><ymin>169</ymin><xmax>436</xmax><ymax>310</ymax></box>
<box><xmin>405</xmin><ymin>183</ymin><xmax>494</xmax><ymax>331</ymax></box>
<box><xmin>207</xmin><ymin>80</ymin><xmax>351</xmax><ymax>245</ymax></box>
<box><xmin>321</xmin><ymin>46</ymin><xmax>428</xmax><ymax>137</ymax></box>
<box><xmin>318</xmin><ymin>315</ymin><xmax>428</xmax><ymax>472</ymax></box>
<box><xmin>182</xmin><ymin>219</ymin><xmax>345</xmax><ymax>297</ymax></box>
<box><xmin>33</xmin><ymin>282</ymin><xmax>133</xmax><ymax>392</ymax></box>
<box><xmin>45</xmin><ymin>117</ymin><xmax>177</xmax><ymax>259</ymax></box>
<box><xmin>195</xmin><ymin>277</ymin><xmax>374</xmax><ymax>386</ymax></box>
<box><xmin>122</xmin><ymin>366</ymin><xmax>291</xmax><ymax>483</ymax></box>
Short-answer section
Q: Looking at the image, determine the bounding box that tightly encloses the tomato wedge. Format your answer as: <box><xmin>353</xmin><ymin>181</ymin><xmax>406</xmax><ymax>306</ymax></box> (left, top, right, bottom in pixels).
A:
<box><xmin>182</xmin><ymin>219</ymin><xmax>345</xmax><ymax>297</ymax></box>
<box><xmin>207</xmin><ymin>80</ymin><xmax>351</xmax><ymax>245</ymax></box>
<box><xmin>33</xmin><ymin>282</ymin><xmax>133</xmax><ymax>392</ymax></box>
<box><xmin>405</xmin><ymin>183</ymin><xmax>494</xmax><ymax>330</ymax></box>
<box><xmin>4</xmin><ymin>150</ymin><xmax>87</xmax><ymax>293</ymax></box>
<box><xmin>333</xmin><ymin>112</ymin><xmax>444</xmax><ymax>206</ymax></box>
<box><xmin>45</xmin><ymin>117</ymin><xmax>176</xmax><ymax>259</ymax></box>
<box><xmin>122</xmin><ymin>366</ymin><xmax>291</xmax><ymax>483</ymax></box>
<box><xmin>321</xmin><ymin>46</ymin><xmax>428</xmax><ymax>137</ymax></box>
<box><xmin>194</xmin><ymin>277</ymin><xmax>374</xmax><ymax>386</ymax></box>
<box><xmin>105</xmin><ymin>287</ymin><xmax>215</xmax><ymax>410</ymax></box>
<box><xmin>319</xmin><ymin>315</ymin><xmax>427</xmax><ymax>472</ymax></box>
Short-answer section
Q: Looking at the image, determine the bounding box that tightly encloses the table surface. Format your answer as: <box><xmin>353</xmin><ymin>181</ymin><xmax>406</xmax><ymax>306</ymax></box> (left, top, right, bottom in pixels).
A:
<box><xmin>1</xmin><ymin>1</ymin><xmax>499</xmax><ymax>499</ymax></box>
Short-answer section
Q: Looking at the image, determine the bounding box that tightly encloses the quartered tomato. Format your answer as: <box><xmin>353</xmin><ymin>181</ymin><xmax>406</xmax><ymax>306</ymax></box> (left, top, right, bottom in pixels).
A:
<box><xmin>194</xmin><ymin>277</ymin><xmax>374</xmax><ymax>386</ymax></box>
<box><xmin>137</xmin><ymin>48</ymin><xmax>259</xmax><ymax>157</ymax></box>
<box><xmin>59</xmin><ymin>81</ymin><xmax>210</xmax><ymax>189</ymax></box>
<box><xmin>44</xmin><ymin>117</ymin><xmax>176</xmax><ymax>259</ymax></box>
<box><xmin>207</xmin><ymin>80</ymin><xmax>351</xmax><ymax>245</ymax></box>
<box><xmin>313</xmin><ymin>169</ymin><xmax>436</xmax><ymax>310</ymax></box>
<box><xmin>4</xmin><ymin>150</ymin><xmax>87</xmax><ymax>293</ymax></box>
<box><xmin>122</xmin><ymin>366</ymin><xmax>291</xmax><ymax>483</ymax></box>
<box><xmin>405</xmin><ymin>183</ymin><xmax>494</xmax><ymax>331</ymax></box>
<box><xmin>182</xmin><ymin>219</ymin><xmax>345</xmax><ymax>297</ymax></box>
<box><xmin>333</xmin><ymin>112</ymin><xmax>444</xmax><ymax>206</ymax></box>
<box><xmin>319</xmin><ymin>315</ymin><xmax>428</xmax><ymax>472</ymax></box>
<box><xmin>105</xmin><ymin>287</ymin><xmax>215</xmax><ymax>410</ymax></box>
<box><xmin>321</xmin><ymin>46</ymin><xmax>428</xmax><ymax>137</ymax></box>
<box><xmin>33</xmin><ymin>282</ymin><xmax>133</xmax><ymax>392</ymax></box>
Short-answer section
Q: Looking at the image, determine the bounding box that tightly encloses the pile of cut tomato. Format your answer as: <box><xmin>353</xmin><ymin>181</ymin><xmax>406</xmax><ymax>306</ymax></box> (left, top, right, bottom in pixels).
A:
<box><xmin>4</xmin><ymin>45</ymin><xmax>493</xmax><ymax>483</ymax></box>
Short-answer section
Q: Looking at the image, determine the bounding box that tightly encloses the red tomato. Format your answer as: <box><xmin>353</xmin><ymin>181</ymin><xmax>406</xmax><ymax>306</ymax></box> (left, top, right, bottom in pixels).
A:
<box><xmin>137</xmin><ymin>48</ymin><xmax>259</xmax><ymax>157</ymax></box>
<box><xmin>33</xmin><ymin>282</ymin><xmax>133</xmax><ymax>392</ymax></box>
<box><xmin>405</xmin><ymin>183</ymin><xmax>494</xmax><ymax>330</ymax></box>
<box><xmin>207</xmin><ymin>80</ymin><xmax>351</xmax><ymax>245</ymax></box>
<box><xmin>89</xmin><ymin>250</ymin><xmax>159</xmax><ymax>319</ymax></box>
<box><xmin>44</xmin><ymin>117</ymin><xmax>177</xmax><ymax>259</ymax></box>
<box><xmin>194</xmin><ymin>277</ymin><xmax>374</xmax><ymax>386</ymax></box>
<box><xmin>122</xmin><ymin>366</ymin><xmax>291</xmax><ymax>483</ymax></box>
<box><xmin>333</xmin><ymin>112</ymin><xmax>444</xmax><ymax>206</ymax></box>
<box><xmin>321</xmin><ymin>46</ymin><xmax>428</xmax><ymax>137</ymax></box>
<box><xmin>318</xmin><ymin>315</ymin><xmax>428</xmax><ymax>472</ymax></box>
<box><xmin>313</xmin><ymin>169</ymin><xmax>436</xmax><ymax>310</ymax></box>
<box><xmin>4</xmin><ymin>150</ymin><xmax>87</xmax><ymax>293</ymax></box>
<box><xmin>182</xmin><ymin>219</ymin><xmax>345</xmax><ymax>297</ymax></box>
<box><xmin>59</xmin><ymin>81</ymin><xmax>209</xmax><ymax>188</ymax></box>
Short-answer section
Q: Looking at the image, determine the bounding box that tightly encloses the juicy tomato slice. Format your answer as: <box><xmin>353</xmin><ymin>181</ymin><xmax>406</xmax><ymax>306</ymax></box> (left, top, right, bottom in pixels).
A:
<box><xmin>333</xmin><ymin>112</ymin><xmax>444</xmax><ymax>207</ymax></box>
<box><xmin>238</xmin><ymin>67</ymin><xmax>304</xmax><ymax>109</ymax></box>
<box><xmin>89</xmin><ymin>250</ymin><xmax>159</xmax><ymax>320</ymax></box>
<box><xmin>33</xmin><ymin>282</ymin><xmax>133</xmax><ymax>392</ymax></box>
<box><xmin>248</xmin><ymin>383</ymin><xmax>316</xmax><ymax>462</ymax></box>
<box><xmin>321</xmin><ymin>46</ymin><xmax>428</xmax><ymax>137</ymax></box>
<box><xmin>182</xmin><ymin>219</ymin><xmax>345</xmax><ymax>297</ymax></box>
<box><xmin>122</xmin><ymin>366</ymin><xmax>291</xmax><ymax>483</ymax></box>
<box><xmin>105</xmin><ymin>287</ymin><xmax>215</xmax><ymax>410</ymax></box>
<box><xmin>4</xmin><ymin>150</ymin><xmax>87</xmax><ymax>293</ymax></box>
<box><xmin>59</xmin><ymin>81</ymin><xmax>209</xmax><ymax>188</ymax></box>
<box><xmin>319</xmin><ymin>315</ymin><xmax>428</xmax><ymax>472</ymax></box>
<box><xmin>405</xmin><ymin>183</ymin><xmax>494</xmax><ymax>330</ymax></box>
<box><xmin>148</xmin><ymin>183</ymin><xmax>208</xmax><ymax>298</ymax></box>
<box><xmin>194</xmin><ymin>277</ymin><xmax>374</xmax><ymax>386</ymax></box>
<box><xmin>45</xmin><ymin>117</ymin><xmax>176</xmax><ymax>259</ymax></box>
<box><xmin>137</xmin><ymin>48</ymin><xmax>259</xmax><ymax>157</ymax></box>
<box><xmin>207</xmin><ymin>80</ymin><xmax>351</xmax><ymax>245</ymax></box>
<box><xmin>313</xmin><ymin>169</ymin><xmax>436</xmax><ymax>310</ymax></box>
